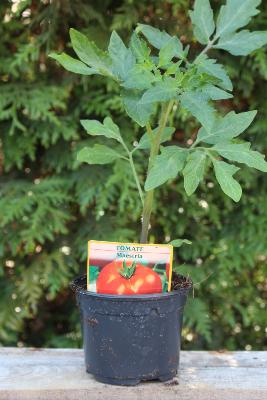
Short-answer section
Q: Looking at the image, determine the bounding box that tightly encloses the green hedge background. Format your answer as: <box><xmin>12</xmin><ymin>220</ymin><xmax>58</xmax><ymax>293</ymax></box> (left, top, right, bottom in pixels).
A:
<box><xmin>0</xmin><ymin>0</ymin><xmax>266</xmax><ymax>350</ymax></box>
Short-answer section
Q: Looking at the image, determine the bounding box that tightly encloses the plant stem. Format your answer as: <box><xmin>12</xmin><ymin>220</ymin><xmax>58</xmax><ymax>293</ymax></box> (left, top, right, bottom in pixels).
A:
<box><xmin>140</xmin><ymin>100</ymin><xmax>174</xmax><ymax>243</ymax></box>
<box><xmin>198</xmin><ymin>42</ymin><xmax>213</xmax><ymax>58</ymax></box>
<box><xmin>195</xmin><ymin>37</ymin><xmax>217</xmax><ymax>60</ymax></box>
<box><xmin>139</xmin><ymin>190</ymin><xmax>154</xmax><ymax>244</ymax></box>
<box><xmin>189</xmin><ymin>139</ymin><xmax>199</xmax><ymax>149</ymax></box>
<box><xmin>145</xmin><ymin>122</ymin><xmax>153</xmax><ymax>143</ymax></box>
<box><xmin>129</xmin><ymin>152</ymin><xmax>144</xmax><ymax>206</ymax></box>
<box><xmin>120</xmin><ymin>140</ymin><xmax>144</xmax><ymax>206</ymax></box>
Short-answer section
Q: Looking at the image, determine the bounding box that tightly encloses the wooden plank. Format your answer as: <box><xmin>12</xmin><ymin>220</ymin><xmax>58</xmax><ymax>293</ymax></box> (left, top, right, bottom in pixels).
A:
<box><xmin>0</xmin><ymin>348</ymin><xmax>266</xmax><ymax>400</ymax></box>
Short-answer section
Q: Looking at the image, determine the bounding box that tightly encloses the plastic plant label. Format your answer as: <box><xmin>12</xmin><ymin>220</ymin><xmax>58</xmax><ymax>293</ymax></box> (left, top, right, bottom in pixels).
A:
<box><xmin>87</xmin><ymin>240</ymin><xmax>173</xmax><ymax>295</ymax></box>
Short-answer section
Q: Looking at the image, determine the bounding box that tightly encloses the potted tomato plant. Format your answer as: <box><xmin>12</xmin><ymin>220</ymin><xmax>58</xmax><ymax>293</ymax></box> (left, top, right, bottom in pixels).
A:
<box><xmin>51</xmin><ymin>0</ymin><xmax>267</xmax><ymax>386</ymax></box>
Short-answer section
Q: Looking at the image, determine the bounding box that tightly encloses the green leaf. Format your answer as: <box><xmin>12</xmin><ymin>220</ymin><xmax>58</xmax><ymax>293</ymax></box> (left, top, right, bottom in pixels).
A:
<box><xmin>122</xmin><ymin>66</ymin><xmax>157</xmax><ymax>90</ymax></box>
<box><xmin>137</xmin><ymin>127</ymin><xmax>175</xmax><ymax>150</ymax></box>
<box><xmin>80</xmin><ymin>117</ymin><xmax>122</xmax><ymax>142</ymax></box>
<box><xmin>212</xmin><ymin>160</ymin><xmax>242</xmax><ymax>202</ymax></box>
<box><xmin>129</xmin><ymin>32</ymin><xmax>151</xmax><ymax>63</ymax></box>
<box><xmin>216</xmin><ymin>0</ymin><xmax>261</xmax><ymax>38</ymax></box>
<box><xmin>137</xmin><ymin>24</ymin><xmax>172</xmax><ymax>48</ymax></box>
<box><xmin>137</xmin><ymin>24</ymin><xmax>184</xmax><ymax>58</ymax></box>
<box><xmin>169</xmin><ymin>239</ymin><xmax>192</xmax><ymax>247</ymax></box>
<box><xmin>189</xmin><ymin>0</ymin><xmax>215</xmax><ymax>45</ymax></box>
<box><xmin>166</xmin><ymin>61</ymin><xmax>183</xmax><ymax>75</ymax></box>
<box><xmin>49</xmin><ymin>53</ymin><xmax>97</xmax><ymax>75</ymax></box>
<box><xmin>214</xmin><ymin>30</ymin><xmax>267</xmax><ymax>56</ymax></box>
<box><xmin>121</xmin><ymin>91</ymin><xmax>155</xmax><ymax>127</ymax></box>
<box><xmin>158</xmin><ymin>37</ymin><xmax>183</xmax><ymax>66</ymax></box>
<box><xmin>145</xmin><ymin>146</ymin><xmax>187</xmax><ymax>190</ymax></box>
<box><xmin>196</xmin><ymin>56</ymin><xmax>233</xmax><ymax>91</ymax></box>
<box><xmin>202</xmin><ymin>84</ymin><xmax>233</xmax><ymax>100</ymax></box>
<box><xmin>197</xmin><ymin>110</ymin><xmax>257</xmax><ymax>144</ymax></box>
<box><xmin>213</xmin><ymin>142</ymin><xmax>267</xmax><ymax>172</ymax></box>
<box><xmin>141</xmin><ymin>77</ymin><xmax>178</xmax><ymax>103</ymax></box>
<box><xmin>180</xmin><ymin>91</ymin><xmax>216</xmax><ymax>132</ymax></box>
<box><xmin>183</xmin><ymin>150</ymin><xmax>206</xmax><ymax>195</ymax></box>
<box><xmin>77</xmin><ymin>144</ymin><xmax>123</xmax><ymax>165</ymax></box>
<box><xmin>69</xmin><ymin>28</ymin><xmax>112</xmax><ymax>76</ymax></box>
<box><xmin>108</xmin><ymin>31</ymin><xmax>136</xmax><ymax>80</ymax></box>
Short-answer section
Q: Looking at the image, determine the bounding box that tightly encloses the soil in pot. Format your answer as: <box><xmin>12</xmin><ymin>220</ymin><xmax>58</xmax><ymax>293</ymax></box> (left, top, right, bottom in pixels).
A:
<box><xmin>171</xmin><ymin>272</ymin><xmax>192</xmax><ymax>290</ymax></box>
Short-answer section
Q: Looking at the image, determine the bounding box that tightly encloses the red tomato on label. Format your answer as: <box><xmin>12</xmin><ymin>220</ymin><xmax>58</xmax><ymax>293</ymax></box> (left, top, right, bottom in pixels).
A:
<box><xmin>96</xmin><ymin>260</ymin><xmax>162</xmax><ymax>295</ymax></box>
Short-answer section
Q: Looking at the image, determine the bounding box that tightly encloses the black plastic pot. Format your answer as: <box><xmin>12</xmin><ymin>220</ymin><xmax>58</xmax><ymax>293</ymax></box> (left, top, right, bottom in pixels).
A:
<box><xmin>71</xmin><ymin>275</ymin><xmax>192</xmax><ymax>386</ymax></box>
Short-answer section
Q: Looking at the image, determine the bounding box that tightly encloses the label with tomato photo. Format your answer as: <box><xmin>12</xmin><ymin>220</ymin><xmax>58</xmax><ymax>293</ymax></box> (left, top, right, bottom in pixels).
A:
<box><xmin>87</xmin><ymin>241</ymin><xmax>173</xmax><ymax>295</ymax></box>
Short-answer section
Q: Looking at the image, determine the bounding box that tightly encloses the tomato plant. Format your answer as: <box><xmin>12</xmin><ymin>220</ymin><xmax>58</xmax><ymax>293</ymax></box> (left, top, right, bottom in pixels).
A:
<box><xmin>96</xmin><ymin>260</ymin><xmax>162</xmax><ymax>295</ymax></box>
<box><xmin>51</xmin><ymin>0</ymin><xmax>267</xmax><ymax>245</ymax></box>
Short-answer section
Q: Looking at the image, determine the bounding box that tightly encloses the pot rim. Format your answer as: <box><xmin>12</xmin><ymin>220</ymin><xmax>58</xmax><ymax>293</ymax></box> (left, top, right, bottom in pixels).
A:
<box><xmin>70</xmin><ymin>274</ymin><xmax>192</xmax><ymax>301</ymax></box>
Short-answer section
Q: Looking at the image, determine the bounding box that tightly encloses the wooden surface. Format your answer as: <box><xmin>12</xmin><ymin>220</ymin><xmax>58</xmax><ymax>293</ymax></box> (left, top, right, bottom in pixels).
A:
<box><xmin>0</xmin><ymin>348</ymin><xmax>266</xmax><ymax>400</ymax></box>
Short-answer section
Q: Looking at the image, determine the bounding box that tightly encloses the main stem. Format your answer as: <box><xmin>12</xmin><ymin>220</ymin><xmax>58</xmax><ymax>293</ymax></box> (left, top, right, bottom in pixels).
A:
<box><xmin>140</xmin><ymin>101</ymin><xmax>174</xmax><ymax>243</ymax></box>
<box><xmin>139</xmin><ymin>36</ymin><xmax>219</xmax><ymax>243</ymax></box>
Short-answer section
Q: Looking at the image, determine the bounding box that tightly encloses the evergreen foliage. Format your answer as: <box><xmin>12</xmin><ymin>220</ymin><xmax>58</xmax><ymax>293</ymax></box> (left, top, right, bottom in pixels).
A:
<box><xmin>0</xmin><ymin>0</ymin><xmax>267</xmax><ymax>350</ymax></box>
